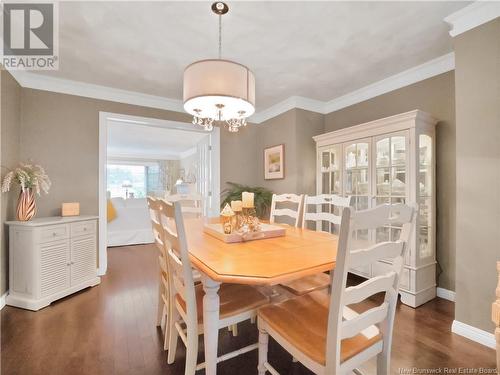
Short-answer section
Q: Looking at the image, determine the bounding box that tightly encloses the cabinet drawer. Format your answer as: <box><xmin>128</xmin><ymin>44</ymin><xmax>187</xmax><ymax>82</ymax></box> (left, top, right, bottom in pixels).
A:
<box><xmin>71</xmin><ymin>221</ymin><xmax>96</xmax><ymax>237</ymax></box>
<box><xmin>40</xmin><ymin>225</ymin><xmax>69</xmax><ymax>243</ymax></box>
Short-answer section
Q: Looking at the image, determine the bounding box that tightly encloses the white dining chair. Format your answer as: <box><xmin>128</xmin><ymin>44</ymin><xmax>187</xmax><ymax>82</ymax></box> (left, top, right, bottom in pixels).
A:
<box><xmin>302</xmin><ymin>194</ymin><xmax>353</xmax><ymax>232</ymax></box>
<box><xmin>165</xmin><ymin>193</ymin><xmax>203</xmax><ymax>217</ymax></box>
<box><xmin>163</xmin><ymin>200</ymin><xmax>269</xmax><ymax>375</ymax></box>
<box><xmin>279</xmin><ymin>194</ymin><xmax>353</xmax><ymax>297</ymax></box>
<box><xmin>269</xmin><ymin>193</ymin><xmax>303</xmax><ymax>227</ymax></box>
<box><xmin>146</xmin><ymin>197</ymin><xmax>171</xmax><ymax>351</ymax></box>
<box><xmin>258</xmin><ymin>203</ymin><xmax>416</xmax><ymax>375</ymax></box>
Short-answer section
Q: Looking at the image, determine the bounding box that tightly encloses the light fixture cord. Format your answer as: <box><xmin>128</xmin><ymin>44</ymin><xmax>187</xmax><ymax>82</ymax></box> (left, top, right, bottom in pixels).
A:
<box><xmin>218</xmin><ymin>14</ymin><xmax>222</xmax><ymax>59</ymax></box>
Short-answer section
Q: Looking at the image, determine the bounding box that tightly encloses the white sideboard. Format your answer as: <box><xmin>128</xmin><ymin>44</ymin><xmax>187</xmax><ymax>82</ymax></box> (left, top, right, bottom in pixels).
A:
<box><xmin>6</xmin><ymin>215</ymin><xmax>100</xmax><ymax>311</ymax></box>
<box><xmin>313</xmin><ymin>110</ymin><xmax>437</xmax><ymax>307</ymax></box>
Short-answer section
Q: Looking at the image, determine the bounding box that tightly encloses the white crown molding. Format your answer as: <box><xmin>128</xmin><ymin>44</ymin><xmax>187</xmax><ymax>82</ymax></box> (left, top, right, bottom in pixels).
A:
<box><xmin>250</xmin><ymin>53</ymin><xmax>454</xmax><ymax>123</ymax></box>
<box><xmin>444</xmin><ymin>1</ymin><xmax>500</xmax><ymax>37</ymax></box>
<box><xmin>436</xmin><ymin>287</ymin><xmax>456</xmax><ymax>302</ymax></box>
<box><xmin>8</xmin><ymin>70</ymin><xmax>185</xmax><ymax>113</ymax></box>
<box><xmin>249</xmin><ymin>96</ymin><xmax>325</xmax><ymax>124</ymax></box>
<box><xmin>323</xmin><ymin>52</ymin><xmax>455</xmax><ymax>114</ymax></box>
<box><xmin>0</xmin><ymin>292</ymin><xmax>8</xmax><ymax>310</ymax></box>
<box><xmin>451</xmin><ymin>320</ymin><xmax>496</xmax><ymax>349</ymax></box>
<box><xmin>8</xmin><ymin>52</ymin><xmax>454</xmax><ymax>125</ymax></box>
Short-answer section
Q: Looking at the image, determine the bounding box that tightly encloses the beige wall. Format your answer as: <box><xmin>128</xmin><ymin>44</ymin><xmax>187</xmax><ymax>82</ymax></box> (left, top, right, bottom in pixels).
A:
<box><xmin>324</xmin><ymin>72</ymin><xmax>456</xmax><ymax>291</ymax></box>
<box><xmin>20</xmin><ymin>88</ymin><xmax>190</xmax><ymax>217</ymax></box>
<box><xmin>1</xmin><ymin>71</ymin><xmax>21</xmax><ymax>295</ymax></box>
<box><xmin>19</xmin><ymin>89</ymin><xmax>257</xmax><ymax>218</ymax></box>
<box><xmin>257</xmin><ymin>108</ymin><xmax>324</xmax><ymax>195</ymax></box>
<box><xmin>454</xmin><ymin>19</ymin><xmax>500</xmax><ymax>332</ymax></box>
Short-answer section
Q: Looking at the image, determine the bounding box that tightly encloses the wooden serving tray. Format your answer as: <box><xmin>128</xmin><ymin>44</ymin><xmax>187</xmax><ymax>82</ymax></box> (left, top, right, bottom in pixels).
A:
<box><xmin>203</xmin><ymin>223</ymin><xmax>286</xmax><ymax>243</ymax></box>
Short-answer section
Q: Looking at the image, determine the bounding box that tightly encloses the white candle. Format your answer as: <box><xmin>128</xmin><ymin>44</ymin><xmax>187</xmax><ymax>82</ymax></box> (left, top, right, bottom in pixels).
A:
<box><xmin>242</xmin><ymin>192</ymin><xmax>254</xmax><ymax>208</ymax></box>
<box><xmin>231</xmin><ymin>200</ymin><xmax>243</xmax><ymax>212</ymax></box>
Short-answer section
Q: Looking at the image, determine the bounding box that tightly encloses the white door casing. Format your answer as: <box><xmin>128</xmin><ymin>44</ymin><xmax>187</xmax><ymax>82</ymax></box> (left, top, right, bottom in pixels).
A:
<box><xmin>98</xmin><ymin>112</ymin><xmax>221</xmax><ymax>275</ymax></box>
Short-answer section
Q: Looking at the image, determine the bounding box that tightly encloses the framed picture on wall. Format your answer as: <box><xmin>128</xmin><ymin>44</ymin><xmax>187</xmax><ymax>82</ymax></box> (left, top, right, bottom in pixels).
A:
<box><xmin>264</xmin><ymin>144</ymin><xmax>285</xmax><ymax>180</ymax></box>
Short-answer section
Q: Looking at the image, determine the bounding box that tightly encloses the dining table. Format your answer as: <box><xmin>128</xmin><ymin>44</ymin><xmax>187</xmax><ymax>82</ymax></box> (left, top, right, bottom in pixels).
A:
<box><xmin>184</xmin><ymin>218</ymin><xmax>339</xmax><ymax>375</ymax></box>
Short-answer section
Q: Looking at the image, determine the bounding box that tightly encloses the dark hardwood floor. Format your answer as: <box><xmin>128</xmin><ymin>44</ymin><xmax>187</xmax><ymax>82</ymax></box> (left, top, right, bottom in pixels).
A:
<box><xmin>1</xmin><ymin>244</ymin><xmax>496</xmax><ymax>375</ymax></box>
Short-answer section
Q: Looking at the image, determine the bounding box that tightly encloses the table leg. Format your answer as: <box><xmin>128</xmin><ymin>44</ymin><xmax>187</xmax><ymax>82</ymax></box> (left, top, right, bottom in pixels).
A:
<box><xmin>202</xmin><ymin>275</ymin><xmax>221</xmax><ymax>375</ymax></box>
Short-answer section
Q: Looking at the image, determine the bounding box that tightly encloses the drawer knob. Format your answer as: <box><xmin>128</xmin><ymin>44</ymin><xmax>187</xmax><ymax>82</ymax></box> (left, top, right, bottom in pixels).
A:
<box><xmin>53</xmin><ymin>232</ymin><xmax>57</xmax><ymax>236</ymax></box>
<box><xmin>83</xmin><ymin>227</ymin><xmax>87</xmax><ymax>231</ymax></box>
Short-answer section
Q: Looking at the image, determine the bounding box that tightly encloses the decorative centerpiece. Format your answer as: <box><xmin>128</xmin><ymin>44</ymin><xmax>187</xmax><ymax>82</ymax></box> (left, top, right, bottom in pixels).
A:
<box><xmin>1</xmin><ymin>162</ymin><xmax>51</xmax><ymax>221</ymax></box>
<box><xmin>230</xmin><ymin>200</ymin><xmax>243</xmax><ymax>230</ymax></box>
<box><xmin>220</xmin><ymin>203</ymin><xmax>235</xmax><ymax>234</ymax></box>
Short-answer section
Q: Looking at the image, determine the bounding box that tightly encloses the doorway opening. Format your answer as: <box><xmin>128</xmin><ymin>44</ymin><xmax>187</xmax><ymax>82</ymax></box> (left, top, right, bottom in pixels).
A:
<box><xmin>98</xmin><ymin>112</ymin><xmax>220</xmax><ymax>275</ymax></box>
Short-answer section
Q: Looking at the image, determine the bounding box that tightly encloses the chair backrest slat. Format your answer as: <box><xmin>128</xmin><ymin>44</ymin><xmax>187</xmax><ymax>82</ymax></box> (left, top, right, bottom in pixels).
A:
<box><xmin>165</xmin><ymin>193</ymin><xmax>203</xmax><ymax>217</ymax></box>
<box><xmin>158</xmin><ymin>199</ymin><xmax>199</xmax><ymax>328</ymax></box>
<box><xmin>269</xmin><ymin>193</ymin><xmax>303</xmax><ymax>227</ymax></box>
<box><xmin>343</xmin><ymin>272</ymin><xmax>396</xmax><ymax>306</ymax></box>
<box><xmin>341</xmin><ymin>302</ymin><xmax>389</xmax><ymax>340</ymax></box>
<box><xmin>325</xmin><ymin>203</ymin><xmax>416</xmax><ymax>373</ymax></box>
<box><xmin>350</xmin><ymin>203</ymin><xmax>414</xmax><ymax>230</ymax></box>
<box><xmin>349</xmin><ymin>242</ymin><xmax>404</xmax><ymax>268</ymax></box>
<box><xmin>302</xmin><ymin>194</ymin><xmax>353</xmax><ymax>230</ymax></box>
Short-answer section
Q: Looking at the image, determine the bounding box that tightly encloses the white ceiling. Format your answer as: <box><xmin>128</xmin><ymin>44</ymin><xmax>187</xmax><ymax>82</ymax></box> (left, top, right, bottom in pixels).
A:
<box><xmin>107</xmin><ymin>121</ymin><xmax>208</xmax><ymax>160</ymax></box>
<box><xmin>38</xmin><ymin>1</ymin><xmax>468</xmax><ymax>112</ymax></box>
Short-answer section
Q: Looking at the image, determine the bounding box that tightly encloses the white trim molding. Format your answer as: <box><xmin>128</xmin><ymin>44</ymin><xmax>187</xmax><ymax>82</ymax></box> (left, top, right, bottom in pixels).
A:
<box><xmin>323</xmin><ymin>53</ymin><xmax>455</xmax><ymax>113</ymax></box>
<box><xmin>451</xmin><ymin>320</ymin><xmax>496</xmax><ymax>349</ymax></box>
<box><xmin>444</xmin><ymin>2</ymin><xmax>500</xmax><ymax>37</ymax></box>
<box><xmin>0</xmin><ymin>292</ymin><xmax>8</xmax><ymax>310</ymax></box>
<box><xmin>436</xmin><ymin>287</ymin><xmax>456</xmax><ymax>302</ymax></box>
<box><xmin>250</xmin><ymin>96</ymin><xmax>325</xmax><ymax>124</ymax></box>
<box><xmin>9</xmin><ymin>52</ymin><xmax>455</xmax><ymax>125</ymax></box>
<box><xmin>250</xmin><ymin>53</ymin><xmax>454</xmax><ymax>123</ymax></box>
<box><xmin>9</xmin><ymin>70</ymin><xmax>185</xmax><ymax>113</ymax></box>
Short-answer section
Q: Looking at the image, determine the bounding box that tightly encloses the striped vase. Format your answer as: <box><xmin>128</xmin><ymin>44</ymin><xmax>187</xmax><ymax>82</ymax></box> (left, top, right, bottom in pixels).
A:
<box><xmin>17</xmin><ymin>188</ymin><xmax>36</xmax><ymax>221</ymax></box>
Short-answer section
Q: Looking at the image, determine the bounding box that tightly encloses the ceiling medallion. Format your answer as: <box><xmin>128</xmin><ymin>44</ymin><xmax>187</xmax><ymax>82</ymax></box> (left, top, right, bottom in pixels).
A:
<box><xmin>183</xmin><ymin>2</ymin><xmax>256</xmax><ymax>133</ymax></box>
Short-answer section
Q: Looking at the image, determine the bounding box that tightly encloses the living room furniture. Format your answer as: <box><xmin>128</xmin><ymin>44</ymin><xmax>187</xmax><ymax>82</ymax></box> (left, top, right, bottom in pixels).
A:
<box><xmin>257</xmin><ymin>204</ymin><xmax>415</xmax><ymax>375</ymax></box>
<box><xmin>107</xmin><ymin>197</ymin><xmax>154</xmax><ymax>246</ymax></box>
<box><xmin>6</xmin><ymin>215</ymin><xmax>100</xmax><ymax>311</ymax></box>
<box><xmin>313</xmin><ymin>110</ymin><xmax>437</xmax><ymax>307</ymax></box>
<box><xmin>183</xmin><ymin>218</ymin><xmax>338</xmax><ymax>375</ymax></box>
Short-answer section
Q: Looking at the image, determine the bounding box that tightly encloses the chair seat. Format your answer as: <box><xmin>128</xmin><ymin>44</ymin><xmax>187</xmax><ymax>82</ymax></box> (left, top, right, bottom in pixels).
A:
<box><xmin>280</xmin><ymin>273</ymin><xmax>331</xmax><ymax>296</ymax></box>
<box><xmin>258</xmin><ymin>291</ymin><xmax>382</xmax><ymax>365</ymax></box>
<box><xmin>176</xmin><ymin>283</ymin><xmax>268</xmax><ymax>323</ymax></box>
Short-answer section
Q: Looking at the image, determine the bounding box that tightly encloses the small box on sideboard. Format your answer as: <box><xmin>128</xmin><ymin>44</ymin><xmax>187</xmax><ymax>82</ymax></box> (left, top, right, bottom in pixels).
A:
<box><xmin>62</xmin><ymin>202</ymin><xmax>80</xmax><ymax>216</ymax></box>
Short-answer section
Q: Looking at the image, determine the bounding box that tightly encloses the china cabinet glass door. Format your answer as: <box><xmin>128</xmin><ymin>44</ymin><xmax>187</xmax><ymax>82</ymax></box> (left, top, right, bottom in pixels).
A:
<box><xmin>344</xmin><ymin>139</ymin><xmax>370</xmax><ymax>242</ymax></box>
<box><xmin>418</xmin><ymin>134</ymin><xmax>433</xmax><ymax>260</ymax></box>
<box><xmin>319</xmin><ymin>145</ymin><xmax>342</xmax><ymax>232</ymax></box>
<box><xmin>373</xmin><ymin>132</ymin><xmax>409</xmax><ymax>250</ymax></box>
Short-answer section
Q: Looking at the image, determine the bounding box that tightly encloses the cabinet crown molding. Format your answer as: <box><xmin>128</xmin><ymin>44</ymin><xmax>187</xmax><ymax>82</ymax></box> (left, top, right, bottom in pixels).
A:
<box><xmin>314</xmin><ymin>110</ymin><xmax>437</xmax><ymax>147</ymax></box>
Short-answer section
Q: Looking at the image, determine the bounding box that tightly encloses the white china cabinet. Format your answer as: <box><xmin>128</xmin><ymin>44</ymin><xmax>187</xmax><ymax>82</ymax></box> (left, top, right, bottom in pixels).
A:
<box><xmin>313</xmin><ymin>110</ymin><xmax>437</xmax><ymax>307</ymax></box>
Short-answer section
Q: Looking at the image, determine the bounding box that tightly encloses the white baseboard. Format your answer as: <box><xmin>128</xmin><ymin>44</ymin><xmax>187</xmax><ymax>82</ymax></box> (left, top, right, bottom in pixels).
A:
<box><xmin>436</xmin><ymin>287</ymin><xmax>456</xmax><ymax>302</ymax></box>
<box><xmin>451</xmin><ymin>320</ymin><xmax>496</xmax><ymax>349</ymax></box>
<box><xmin>0</xmin><ymin>291</ymin><xmax>8</xmax><ymax>310</ymax></box>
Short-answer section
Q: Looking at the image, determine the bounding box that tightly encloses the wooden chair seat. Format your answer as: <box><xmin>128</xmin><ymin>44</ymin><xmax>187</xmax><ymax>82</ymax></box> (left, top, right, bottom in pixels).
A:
<box><xmin>280</xmin><ymin>272</ymin><xmax>331</xmax><ymax>296</ymax></box>
<box><xmin>176</xmin><ymin>283</ymin><xmax>268</xmax><ymax>323</ymax></box>
<box><xmin>258</xmin><ymin>291</ymin><xmax>382</xmax><ymax>365</ymax></box>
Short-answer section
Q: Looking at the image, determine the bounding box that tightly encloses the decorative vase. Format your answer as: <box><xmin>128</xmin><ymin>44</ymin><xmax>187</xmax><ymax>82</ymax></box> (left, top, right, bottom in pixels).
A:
<box><xmin>17</xmin><ymin>188</ymin><xmax>36</xmax><ymax>221</ymax></box>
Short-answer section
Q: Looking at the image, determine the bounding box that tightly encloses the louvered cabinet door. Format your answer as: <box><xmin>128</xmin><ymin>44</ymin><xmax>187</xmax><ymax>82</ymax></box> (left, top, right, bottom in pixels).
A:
<box><xmin>70</xmin><ymin>235</ymin><xmax>97</xmax><ymax>286</ymax></box>
<box><xmin>40</xmin><ymin>240</ymin><xmax>71</xmax><ymax>297</ymax></box>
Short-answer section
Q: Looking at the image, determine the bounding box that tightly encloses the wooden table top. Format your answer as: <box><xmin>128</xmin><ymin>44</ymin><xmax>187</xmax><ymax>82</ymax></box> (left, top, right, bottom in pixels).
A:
<box><xmin>185</xmin><ymin>219</ymin><xmax>338</xmax><ymax>285</ymax></box>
